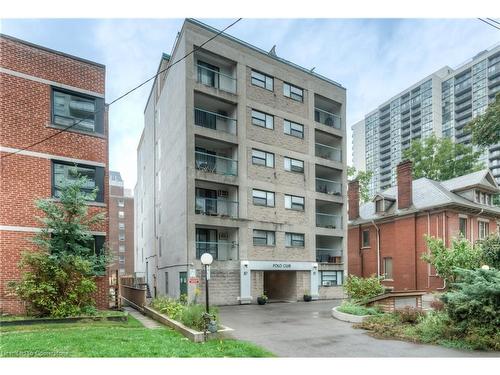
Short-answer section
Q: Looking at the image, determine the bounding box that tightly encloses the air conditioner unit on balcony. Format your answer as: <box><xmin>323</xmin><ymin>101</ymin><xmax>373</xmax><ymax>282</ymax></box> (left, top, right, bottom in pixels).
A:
<box><xmin>322</xmin><ymin>281</ymin><xmax>332</xmax><ymax>287</ymax></box>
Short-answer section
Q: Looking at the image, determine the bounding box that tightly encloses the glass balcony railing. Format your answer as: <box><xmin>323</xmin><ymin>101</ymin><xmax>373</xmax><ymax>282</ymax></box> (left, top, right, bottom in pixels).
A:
<box><xmin>316</xmin><ymin>213</ymin><xmax>342</xmax><ymax>229</ymax></box>
<box><xmin>315</xmin><ymin>178</ymin><xmax>342</xmax><ymax>195</ymax></box>
<box><xmin>194</xmin><ymin>108</ymin><xmax>237</xmax><ymax>135</ymax></box>
<box><xmin>195</xmin><ymin>241</ymin><xmax>239</xmax><ymax>261</ymax></box>
<box><xmin>314</xmin><ymin>107</ymin><xmax>341</xmax><ymax>129</ymax></box>
<box><xmin>315</xmin><ymin>143</ymin><xmax>342</xmax><ymax>162</ymax></box>
<box><xmin>197</xmin><ymin>64</ymin><xmax>237</xmax><ymax>94</ymax></box>
<box><xmin>316</xmin><ymin>248</ymin><xmax>343</xmax><ymax>264</ymax></box>
<box><xmin>195</xmin><ymin>151</ymin><xmax>237</xmax><ymax>176</ymax></box>
<box><xmin>195</xmin><ymin>197</ymin><xmax>238</xmax><ymax>218</ymax></box>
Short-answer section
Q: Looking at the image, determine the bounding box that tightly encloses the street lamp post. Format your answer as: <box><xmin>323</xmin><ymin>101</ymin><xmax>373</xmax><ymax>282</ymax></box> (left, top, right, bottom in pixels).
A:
<box><xmin>200</xmin><ymin>253</ymin><xmax>213</xmax><ymax>314</ymax></box>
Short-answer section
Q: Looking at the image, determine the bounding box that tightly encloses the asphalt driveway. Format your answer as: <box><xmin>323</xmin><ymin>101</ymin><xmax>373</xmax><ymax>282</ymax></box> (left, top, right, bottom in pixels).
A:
<box><xmin>219</xmin><ymin>300</ymin><xmax>499</xmax><ymax>357</ymax></box>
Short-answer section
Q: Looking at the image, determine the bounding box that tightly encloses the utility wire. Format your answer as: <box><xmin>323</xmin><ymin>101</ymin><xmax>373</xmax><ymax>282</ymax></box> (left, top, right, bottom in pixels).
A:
<box><xmin>478</xmin><ymin>18</ymin><xmax>500</xmax><ymax>31</ymax></box>
<box><xmin>1</xmin><ymin>18</ymin><xmax>242</xmax><ymax>162</ymax></box>
<box><xmin>486</xmin><ymin>18</ymin><xmax>500</xmax><ymax>26</ymax></box>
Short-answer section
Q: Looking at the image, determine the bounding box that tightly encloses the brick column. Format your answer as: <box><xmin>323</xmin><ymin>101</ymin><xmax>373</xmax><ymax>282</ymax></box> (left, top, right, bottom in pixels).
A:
<box><xmin>397</xmin><ymin>160</ymin><xmax>413</xmax><ymax>209</ymax></box>
<box><xmin>348</xmin><ymin>179</ymin><xmax>360</xmax><ymax>220</ymax></box>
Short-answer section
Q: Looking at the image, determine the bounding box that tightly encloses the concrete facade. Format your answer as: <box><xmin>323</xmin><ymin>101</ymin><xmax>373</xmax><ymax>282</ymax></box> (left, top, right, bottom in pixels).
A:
<box><xmin>135</xmin><ymin>19</ymin><xmax>347</xmax><ymax>305</ymax></box>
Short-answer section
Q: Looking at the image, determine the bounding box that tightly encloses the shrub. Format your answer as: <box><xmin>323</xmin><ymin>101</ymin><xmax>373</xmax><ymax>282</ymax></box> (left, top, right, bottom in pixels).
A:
<box><xmin>395</xmin><ymin>306</ymin><xmax>425</xmax><ymax>324</ymax></box>
<box><xmin>337</xmin><ymin>301</ymin><xmax>380</xmax><ymax>316</ymax></box>
<box><xmin>412</xmin><ymin>311</ymin><xmax>452</xmax><ymax>343</ymax></box>
<box><xmin>477</xmin><ymin>234</ymin><xmax>500</xmax><ymax>269</ymax></box>
<box><xmin>150</xmin><ymin>297</ymin><xmax>184</xmax><ymax>321</ymax></box>
<box><xmin>430</xmin><ymin>299</ymin><xmax>445</xmax><ymax>311</ymax></box>
<box><xmin>344</xmin><ymin>275</ymin><xmax>384</xmax><ymax>301</ymax></box>
<box><xmin>180</xmin><ymin>304</ymin><xmax>219</xmax><ymax>331</ymax></box>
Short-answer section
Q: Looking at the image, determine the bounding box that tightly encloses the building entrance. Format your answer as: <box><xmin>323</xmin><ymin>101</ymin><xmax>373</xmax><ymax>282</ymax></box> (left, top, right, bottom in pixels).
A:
<box><xmin>263</xmin><ymin>271</ymin><xmax>297</xmax><ymax>302</ymax></box>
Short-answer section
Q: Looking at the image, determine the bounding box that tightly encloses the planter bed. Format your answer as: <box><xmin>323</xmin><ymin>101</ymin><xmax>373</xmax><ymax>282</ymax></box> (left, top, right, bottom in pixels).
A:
<box><xmin>331</xmin><ymin>306</ymin><xmax>371</xmax><ymax>323</ymax></box>
<box><xmin>144</xmin><ymin>306</ymin><xmax>233</xmax><ymax>343</ymax></box>
<box><xmin>0</xmin><ymin>311</ymin><xmax>128</xmax><ymax>327</ymax></box>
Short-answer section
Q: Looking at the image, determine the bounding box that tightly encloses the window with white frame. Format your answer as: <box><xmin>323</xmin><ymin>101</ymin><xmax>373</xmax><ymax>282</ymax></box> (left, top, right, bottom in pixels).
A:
<box><xmin>285</xmin><ymin>194</ymin><xmax>304</xmax><ymax>210</ymax></box>
<box><xmin>119</xmin><ymin>233</ymin><xmax>125</xmax><ymax>241</ymax></box>
<box><xmin>118</xmin><ymin>211</ymin><xmax>125</xmax><ymax>219</ymax></box>
<box><xmin>119</xmin><ymin>255</ymin><xmax>125</xmax><ymax>265</ymax></box>
<box><xmin>362</xmin><ymin>229</ymin><xmax>370</xmax><ymax>247</ymax></box>
<box><xmin>284</xmin><ymin>120</ymin><xmax>304</xmax><ymax>139</ymax></box>
<box><xmin>119</xmin><ymin>222</ymin><xmax>125</xmax><ymax>230</ymax></box>
<box><xmin>320</xmin><ymin>271</ymin><xmax>343</xmax><ymax>286</ymax></box>
<box><xmin>118</xmin><ymin>199</ymin><xmax>125</xmax><ymax>207</ymax></box>
<box><xmin>252</xmin><ymin>149</ymin><xmax>274</xmax><ymax>168</ymax></box>
<box><xmin>283</xmin><ymin>82</ymin><xmax>304</xmax><ymax>102</ymax></box>
<box><xmin>285</xmin><ymin>232</ymin><xmax>305</xmax><ymax>247</ymax></box>
<box><xmin>251</xmin><ymin>70</ymin><xmax>273</xmax><ymax>91</ymax></box>
<box><xmin>252</xmin><ymin>230</ymin><xmax>275</xmax><ymax>246</ymax></box>
<box><xmin>459</xmin><ymin>216</ymin><xmax>467</xmax><ymax>237</ymax></box>
<box><xmin>284</xmin><ymin>157</ymin><xmax>304</xmax><ymax>173</ymax></box>
<box><xmin>478</xmin><ymin>221</ymin><xmax>489</xmax><ymax>239</ymax></box>
<box><xmin>119</xmin><ymin>245</ymin><xmax>125</xmax><ymax>253</ymax></box>
<box><xmin>383</xmin><ymin>257</ymin><xmax>393</xmax><ymax>279</ymax></box>
<box><xmin>251</xmin><ymin>109</ymin><xmax>274</xmax><ymax>129</ymax></box>
<box><xmin>252</xmin><ymin>189</ymin><xmax>275</xmax><ymax>207</ymax></box>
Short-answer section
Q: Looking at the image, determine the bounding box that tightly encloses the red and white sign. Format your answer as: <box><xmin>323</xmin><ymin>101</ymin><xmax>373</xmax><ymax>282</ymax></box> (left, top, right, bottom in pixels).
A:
<box><xmin>188</xmin><ymin>277</ymin><xmax>200</xmax><ymax>284</ymax></box>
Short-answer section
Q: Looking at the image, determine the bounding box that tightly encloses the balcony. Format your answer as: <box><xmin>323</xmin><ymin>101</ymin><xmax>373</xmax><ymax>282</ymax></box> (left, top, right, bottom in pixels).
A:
<box><xmin>488</xmin><ymin>62</ymin><xmax>500</xmax><ymax>79</ymax></box>
<box><xmin>196</xmin><ymin>64</ymin><xmax>237</xmax><ymax>94</ymax></box>
<box><xmin>315</xmin><ymin>143</ymin><xmax>342</xmax><ymax>162</ymax></box>
<box><xmin>316</xmin><ymin>178</ymin><xmax>342</xmax><ymax>196</ymax></box>
<box><xmin>316</xmin><ymin>248</ymin><xmax>343</xmax><ymax>264</ymax></box>
<box><xmin>314</xmin><ymin>93</ymin><xmax>342</xmax><ymax>130</ymax></box>
<box><xmin>195</xmin><ymin>197</ymin><xmax>238</xmax><ymax>218</ymax></box>
<box><xmin>195</xmin><ymin>151</ymin><xmax>237</xmax><ymax>176</ymax></box>
<box><xmin>193</xmin><ymin>92</ymin><xmax>237</xmax><ymax>135</ymax></box>
<box><xmin>195</xmin><ymin>241</ymin><xmax>239</xmax><ymax>261</ymax></box>
<box><xmin>316</xmin><ymin>200</ymin><xmax>342</xmax><ymax>229</ymax></box>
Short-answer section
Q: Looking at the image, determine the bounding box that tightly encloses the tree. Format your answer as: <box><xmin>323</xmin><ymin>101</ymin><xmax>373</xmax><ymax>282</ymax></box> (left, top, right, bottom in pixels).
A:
<box><xmin>421</xmin><ymin>236</ymin><xmax>483</xmax><ymax>285</ymax></box>
<box><xmin>477</xmin><ymin>234</ymin><xmax>500</xmax><ymax>269</ymax></box>
<box><xmin>402</xmin><ymin>135</ymin><xmax>485</xmax><ymax>181</ymax></box>
<box><xmin>9</xmin><ymin>174</ymin><xmax>108</xmax><ymax>317</ymax></box>
<box><xmin>347</xmin><ymin>166</ymin><xmax>373</xmax><ymax>203</ymax></box>
<box><xmin>467</xmin><ymin>93</ymin><xmax>500</xmax><ymax>147</ymax></box>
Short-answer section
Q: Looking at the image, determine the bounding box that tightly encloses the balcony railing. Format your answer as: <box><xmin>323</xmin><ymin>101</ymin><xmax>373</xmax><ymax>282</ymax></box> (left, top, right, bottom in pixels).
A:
<box><xmin>315</xmin><ymin>143</ymin><xmax>342</xmax><ymax>162</ymax></box>
<box><xmin>197</xmin><ymin>64</ymin><xmax>237</xmax><ymax>94</ymax></box>
<box><xmin>195</xmin><ymin>197</ymin><xmax>238</xmax><ymax>218</ymax></box>
<box><xmin>194</xmin><ymin>108</ymin><xmax>237</xmax><ymax>135</ymax></box>
<box><xmin>316</xmin><ymin>213</ymin><xmax>342</xmax><ymax>229</ymax></box>
<box><xmin>195</xmin><ymin>151</ymin><xmax>237</xmax><ymax>176</ymax></box>
<box><xmin>195</xmin><ymin>241</ymin><xmax>239</xmax><ymax>261</ymax></box>
<box><xmin>316</xmin><ymin>248</ymin><xmax>343</xmax><ymax>264</ymax></box>
<box><xmin>314</xmin><ymin>107</ymin><xmax>341</xmax><ymax>129</ymax></box>
<box><xmin>315</xmin><ymin>178</ymin><xmax>342</xmax><ymax>196</ymax></box>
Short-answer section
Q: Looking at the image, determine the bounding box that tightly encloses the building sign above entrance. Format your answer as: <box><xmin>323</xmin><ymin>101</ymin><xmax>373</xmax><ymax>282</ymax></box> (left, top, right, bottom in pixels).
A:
<box><xmin>244</xmin><ymin>260</ymin><xmax>318</xmax><ymax>271</ymax></box>
<box><xmin>272</xmin><ymin>263</ymin><xmax>292</xmax><ymax>269</ymax></box>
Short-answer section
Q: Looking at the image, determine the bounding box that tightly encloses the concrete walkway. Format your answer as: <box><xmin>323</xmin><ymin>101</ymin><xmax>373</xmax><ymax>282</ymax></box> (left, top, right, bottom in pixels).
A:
<box><xmin>219</xmin><ymin>300</ymin><xmax>499</xmax><ymax>358</ymax></box>
<box><xmin>123</xmin><ymin>307</ymin><xmax>162</xmax><ymax>329</ymax></box>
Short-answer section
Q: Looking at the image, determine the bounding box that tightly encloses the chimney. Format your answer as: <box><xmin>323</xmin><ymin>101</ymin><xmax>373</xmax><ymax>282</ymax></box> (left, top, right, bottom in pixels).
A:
<box><xmin>397</xmin><ymin>160</ymin><xmax>413</xmax><ymax>209</ymax></box>
<box><xmin>348</xmin><ymin>179</ymin><xmax>360</xmax><ymax>220</ymax></box>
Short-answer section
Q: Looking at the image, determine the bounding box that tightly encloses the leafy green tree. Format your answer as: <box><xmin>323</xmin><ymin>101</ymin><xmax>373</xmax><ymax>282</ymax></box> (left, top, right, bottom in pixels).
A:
<box><xmin>402</xmin><ymin>135</ymin><xmax>484</xmax><ymax>181</ymax></box>
<box><xmin>467</xmin><ymin>93</ymin><xmax>500</xmax><ymax>147</ymax></box>
<box><xmin>477</xmin><ymin>234</ymin><xmax>500</xmax><ymax>269</ymax></box>
<box><xmin>9</xmin><ymin>174</ymin><xmax>109</xmax><ymax>317</ymax></box>
<box><xmin>347</xmin><ymin>166</ymin><xmax>373</xmax><ymax>203</ymax></box>
<box><xmin>344</xmin><ymin>275</ymin><xmax>385</xmax><ymax>301</ymax></box>
<box><xmin>421</xmin><ymin>236</ymin><xmax>483</xmax><ymax>285</ymax></box>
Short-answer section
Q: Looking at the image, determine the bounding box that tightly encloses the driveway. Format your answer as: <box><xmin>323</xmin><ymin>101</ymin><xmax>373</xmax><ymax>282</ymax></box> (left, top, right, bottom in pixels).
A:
<box><xmin>219</xmin><ymin>300</ymin><xmax>498</xmax><ymax>357</ymax></box>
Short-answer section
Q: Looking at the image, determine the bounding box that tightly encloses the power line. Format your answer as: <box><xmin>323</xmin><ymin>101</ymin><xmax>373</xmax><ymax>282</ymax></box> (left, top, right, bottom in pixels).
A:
<box><xmin>1</xmin><ymin>18</ymin><xmax>242</xmax><ymax>162</ymax></box>
<box><xmin>478</xmin><ymin>18</ymin><xmax>500</xmax><ymax>31</ymax></box>
<box><xmin>486</xmin><ymin>18</ymin><xmax>500</xmax><ymax>27</ymax></box>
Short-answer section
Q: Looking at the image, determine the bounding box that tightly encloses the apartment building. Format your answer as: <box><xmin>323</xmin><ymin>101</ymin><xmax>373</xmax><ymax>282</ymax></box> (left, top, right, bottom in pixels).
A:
<box><xmin>348</xmin><ymin>161</ymin><xmax>500</xmax><ymax>291</ymax></box>
<box><xmin>353</xmin><ymin>44</ymin><xmax>500</xmax><ymax>196</ymax></box>
<box><xmin>135</xmin><ymin>19</ymin><xmax>347</xmax><ymax>305</ymax></box>
<box><xmin>109</xmin><ymin>171</ymin><xmax>134</xmax><ymax>278</ymax></box>
<box><xmin>0</xmin><ymin>34</ymin><xmax>109</xmax><ymax>314</ymax></box>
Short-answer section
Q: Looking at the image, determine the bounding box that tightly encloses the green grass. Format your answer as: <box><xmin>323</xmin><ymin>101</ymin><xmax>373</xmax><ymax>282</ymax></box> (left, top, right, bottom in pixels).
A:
<box><xmin>0</xmin><ymin>310</ymin><xmax>127</xmax><ymax>322</ymax></box>
<box><xmin>0</xmin><ymin>315</ymin><xmax>273</xmax><ymax>358</ymax></box>
<box><xmin>337</xmin><ymin>301</ymin><xmax>380</xmax><ymax>316</ymax></box>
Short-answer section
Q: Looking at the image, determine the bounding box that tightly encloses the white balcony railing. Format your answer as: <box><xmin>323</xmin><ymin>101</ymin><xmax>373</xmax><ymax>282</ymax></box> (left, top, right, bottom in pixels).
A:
<box><xmin>315</xmin><ymin>143</ymin><xmax>342</xmax><ymax>162</ymax></box>
<box><xmin>197</xmin><ymin>64</ymin><xmax>237</xmax><ymax>94</ymax></box>
<box><xmin>314</xmin><ymin>107</ymin><xmax>341</xmax><ymax>129</ymax></box>
<box><xmin>316</xmin><ymin>213</ymin><xmax>342</xmax><ymax>229</ymax></box>
<box><xmin>315</xmin><ymin>177</ymin><xmax>342</xmax><ymax>195</ymax></box>
<box><xmin>195</xmin><ymin>197</ymin><xmax>238</xmax><ymax>218</ymax></box>
<box><xmin>195</xmin><ymin>241</ymin><xmax>239</xmax><ymax>261</ymax></box>
<box><xmin>195</xmin><ymin>151</ymin><xmax>238</xmax><ymax>176</ymax></box>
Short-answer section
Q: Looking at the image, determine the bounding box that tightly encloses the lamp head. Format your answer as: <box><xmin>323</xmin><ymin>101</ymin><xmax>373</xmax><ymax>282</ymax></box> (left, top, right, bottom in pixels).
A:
<box><xmin>200</xmin><ymin>253</ymin><xmax>214</xmax><ymax>265</ymax></box>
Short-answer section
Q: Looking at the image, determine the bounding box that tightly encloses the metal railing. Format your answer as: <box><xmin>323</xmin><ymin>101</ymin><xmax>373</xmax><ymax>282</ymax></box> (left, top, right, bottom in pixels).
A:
<box><xmin>316</xmin><ymin>248</ymin><xmax>343</xmax><ymax>264</ymax></box>
<box><xmin>315</xmin><ymin>177</ymin><xmax>342</xmax><ymax>195</ymax></box>
<box><xmin>315</xmin><ymin>143</ymin><xmax>342</xmax><ymax>162</ymax></box>
<box><xmin>314</xmin><ymin>107</ymin><xmax>341</xmax><ymax>129</ymax></box>
<box><xmin>316</xmin><ymin>213</ymin><xmax>342</xmax><ymax>229</ymax></box>
<box><xmin>195</xmin><ymin>241</ymin><xmax>239</xmax><ymax>261</ymax></box>
<box><xmin>194</xmin><ymin>108</ymin><xmax>237</xmax><ymax>135</ymax></box>
<box><xmin>195</xmin><ymin>197</ymin><xmax>238</xmax><ymax>218</ymax></box>
<box><xmin>195</xmin><ymin>151</ymin><xmax>238</xmax><ymax>176</ymax></box>
<box><xmin>197</xmin><ymin>64</ymin><xmax>237</xmax><ymax>94</ymax></box>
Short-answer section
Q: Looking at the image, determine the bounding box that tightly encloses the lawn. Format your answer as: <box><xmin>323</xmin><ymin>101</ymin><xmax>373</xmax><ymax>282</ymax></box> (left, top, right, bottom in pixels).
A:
<box><xmin>0</xmin><ymin>315</ymin><xmax>273</xmax><ymax>358</ymax></box>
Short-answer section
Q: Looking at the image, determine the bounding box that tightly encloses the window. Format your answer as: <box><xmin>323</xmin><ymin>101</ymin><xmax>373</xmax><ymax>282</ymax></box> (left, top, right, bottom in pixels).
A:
<box><xmin>118</xmin><ymin>199</ymin><xmax>125</xmax><ymax>207</ymax></box>
<box><xmin>253</xmin><ymin>230</ymin><xmax>275</xmax><ymax>246</ymax></box>
<box><xmin>284</xmin><ymin>120</ymin><xmax>304</xmax><ymax>139</ymax></box>
<box><xmin>119</xmin><ymin>233</ymin><xmax>125</xmax><ymax>241</ymax></box>
<box><xmin>251</xmin><ymin>70</ymin><xmax>273</xmax><ymax>91</ymax></box>
<box><xmin>197</xmin><ymin>61</ymin><xmax>219</xmax><ymax>88</ymax></box>
<box><xmin>362</xmin><ymin>229</ymin><xmax>370</xmax><ymax>247</ymax></box>
<box><xmin>475</xmin><ymin>190</ymin><xmax>480</xmax><ymax>202</ymax></box>
<box><xmin>119</xmin><ymin>245</ymin><xmax>125</xmax><ymax>253</ymax></box>
<box><xmin>253</xmin><ymin>189</ymin><xmax>275</xmax><ymax>207</ymax></box>
<box><xmin>119</xmin><ymin>222</ymin><xmax>125</xmax><ymax>230</ymax></box>
<box><xmin>284</xmin><ymin>157</ymin><xmax>304</xmax><ymax>173</ymax></box>
<box><xmin>478</xmin><ymin>221</ymin><xmax>489</xmax><ymax>239</ymax></box>
<box><xmin>52</xmin><ymin>88</ymin><xmax>104</xmax><ymax>134</ymax></box>
<box><xmin>252</xmin><ymin>149</ymin><xmax>274</xmax><ymax>168</ymax></box>
<box><xmin>52</xmin><ymin>161</ymin><xmax>104</xmax><ymax>202</ymax></box>
<box><xmin>285</xmin><ymin>232</ymin><xmax>305</xmax><ymax>247</ymax></box>
<box><xmin>320</xmin><ymin>271</ymin><xmax>343</xmax><ymax>286</ymax></box>
<box><xmin>375</xmin><ymin>199</ymin><xmax>384</xmax><ymax>213</ymax></box>
<box><xmin>383</xmin><ymin>257</ymin><xmax>393</xmax><ymax>279</ymax></box>
<box><xmin>283</xmin><ymin>82</ymin><xmax>304</xmax><ymax>102</ymax></box>
<box><xmin>285</xmin><ymin>194</ymin><xmax>305</xmax><ymax>211</ymax></box>
<box><xmin>118</xmin><ymin>211</ymin><xmax>125</xmax><ymax>219</ymax></box>
<box><xmin>459</xmin><ymin>217</ymin><xmax>467</xmax><ymax>237</ymax></box>
<box><xmin>119</xmin><ymin>255</ymin><xmax>125</xmax><ymax>265</ymax></box>
<box><xmin>251</xmin><ymin>109</ymin><xmax>274</xmax><ymax>129</ymax></box>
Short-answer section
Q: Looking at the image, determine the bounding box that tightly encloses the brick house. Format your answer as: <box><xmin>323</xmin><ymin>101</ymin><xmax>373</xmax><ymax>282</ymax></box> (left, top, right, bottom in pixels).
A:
<box><xmin>348</xmin><ymin>160</ymin><xmax>500</xmax><ymax>291</ymax></box>
<box><xmin>0</xmin><ymin>34</ymin><xmax>109</xmax><ymax>314</ymax></box>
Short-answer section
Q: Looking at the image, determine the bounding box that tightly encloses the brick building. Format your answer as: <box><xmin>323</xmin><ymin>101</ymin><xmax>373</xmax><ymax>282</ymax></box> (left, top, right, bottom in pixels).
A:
<box><xmin>0</xmin><ymin>34</ymin><xmax>109</xmax><ymax>314</ymax></box>
<box><xmin>109</xmin><ymin>171</ymin><xmax>134</xmax><ymax>279</ymax></box>
<box><xmin>348</xmin><ymin>160</ymin><xmax>500</xmax><ymax>291</ymax></box>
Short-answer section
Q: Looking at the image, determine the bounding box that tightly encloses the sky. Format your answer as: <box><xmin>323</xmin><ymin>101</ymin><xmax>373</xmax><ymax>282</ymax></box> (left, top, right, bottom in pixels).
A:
<box><xmin>2</xmin><ymin>18</ymin><xmax>499</xmax><ymax>189</ymax></box>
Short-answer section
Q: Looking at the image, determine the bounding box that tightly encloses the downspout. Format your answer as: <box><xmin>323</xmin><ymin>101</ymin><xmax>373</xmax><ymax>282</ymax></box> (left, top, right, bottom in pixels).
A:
<box><xmin>371</xmin><ymin>220</ymin><xmax>381</xmax><ymax>277</ymax></box>
<box><xmin>359</xmin><ymin>224</ymin><xmax>364</xmax><ymax>276</ymax></box>
<box><xmin>426</xmin><ymin>211</ymin><xmax>431</xmax><ymax>289</ymax></box>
